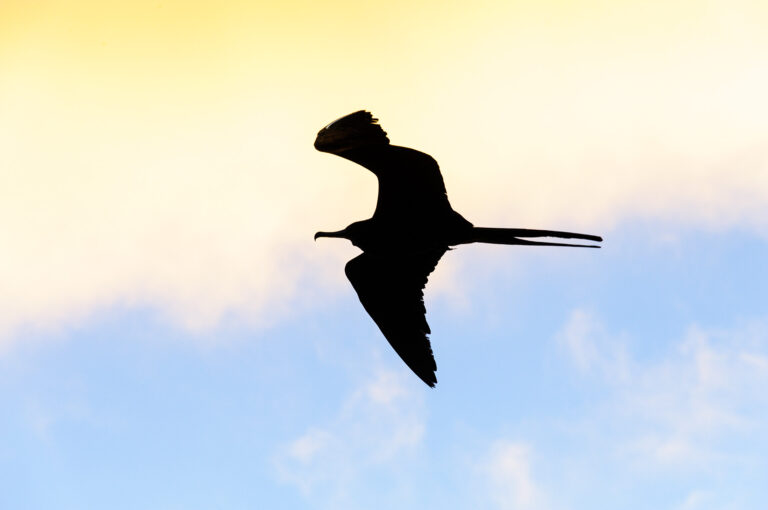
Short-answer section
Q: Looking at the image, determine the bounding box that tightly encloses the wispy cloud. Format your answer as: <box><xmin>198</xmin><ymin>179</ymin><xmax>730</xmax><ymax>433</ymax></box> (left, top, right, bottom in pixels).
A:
<box><xmin>674</xmin><ymin>491</ymin><xmax>712</xmax><ymax>510</ymax></box>
<box><xmin>618</xmin><ymin>324</ymin><xmax>768</xmax><ymax>468</ymax></box>
<box><xmin>2</xmin><ymin>0</ymin><xmax>767</xmax><ymax>347</ymax></box>
<box><xmin>557</xmin><ymin>308</ymin><xmax>630</xmax><ymax>381</ymax></box>
<box><xmin>274</xmin><ymin>370</ymin><xmax>426</xmax><ymax>506</ymax></box>
<box><xmin>481</xmin><ymin>441</ymin><xmax>548</xmax><ymax>510</ymax></box>
<box><xmin>558</xmin><ymin>311</ymin><xmax>768</xmax><ymax>469</ymax></box>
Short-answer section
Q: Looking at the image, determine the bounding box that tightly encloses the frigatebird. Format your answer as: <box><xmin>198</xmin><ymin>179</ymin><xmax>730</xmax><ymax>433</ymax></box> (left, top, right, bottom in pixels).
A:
<box><xmin>314</xmin><ymin>111</ymin><xmax>602</xmax><ymax>387</ymax></box>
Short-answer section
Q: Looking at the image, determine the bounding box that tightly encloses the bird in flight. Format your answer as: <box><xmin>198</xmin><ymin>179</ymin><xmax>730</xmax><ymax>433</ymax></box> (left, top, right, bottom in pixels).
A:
<box><xmin>314</xmin><ymin>111</ymin><xmax>602</xmax><ymax>387</ymax></box>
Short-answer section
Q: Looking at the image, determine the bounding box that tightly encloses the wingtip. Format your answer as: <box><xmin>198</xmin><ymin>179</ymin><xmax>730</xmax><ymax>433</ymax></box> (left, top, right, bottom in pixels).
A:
<box><xmin>422</xmin><ymin>374</ymin><xmax>437</xmax><ymax>388</ymax></box>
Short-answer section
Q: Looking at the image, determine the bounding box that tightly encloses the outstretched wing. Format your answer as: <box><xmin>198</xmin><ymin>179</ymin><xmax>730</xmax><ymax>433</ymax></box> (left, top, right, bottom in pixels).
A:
<box><xmin>315</xmin><ymin>111</ymin><xmax>456</xmax><ymax>224</ymax></box>
<box><xmin>344</xmin><ymin>249</ymin><xmax>446</xmax><ymax>387</ymax></box>
<box><xmin>368</xmin><ymin>145</ymin><xmax>455</xmax><ymax>224</ymax></box>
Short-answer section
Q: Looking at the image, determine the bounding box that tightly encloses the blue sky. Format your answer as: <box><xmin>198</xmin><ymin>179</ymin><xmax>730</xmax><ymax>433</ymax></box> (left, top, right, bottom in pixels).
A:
<box><xmin>3</xmin><ymin>224</ymin><xmax>767</xmax><ymax>510</ymax></box>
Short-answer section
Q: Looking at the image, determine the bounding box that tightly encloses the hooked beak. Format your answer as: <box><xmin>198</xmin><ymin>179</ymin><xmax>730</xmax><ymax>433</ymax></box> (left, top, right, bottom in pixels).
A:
<box><xmin>314</xmin><ymin>229</ymin><xmax>347</xmax><ymax>241</ymax></box>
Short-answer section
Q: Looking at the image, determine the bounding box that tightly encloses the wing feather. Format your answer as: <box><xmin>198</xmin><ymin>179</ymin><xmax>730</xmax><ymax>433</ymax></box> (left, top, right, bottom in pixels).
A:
<box><xmin>345</xmin><ymin>249</ymin><xmax>446</xmax><ymax>387</ymax></box>
<box><xmin>315</xmin><ymin>111</ymin><xmax>456</xmax><ymax>223</ymax></box>
<box><xmin>370</xmin><ymin>146</ymin><xmax>454</xmax><ymax>223</ymax></box>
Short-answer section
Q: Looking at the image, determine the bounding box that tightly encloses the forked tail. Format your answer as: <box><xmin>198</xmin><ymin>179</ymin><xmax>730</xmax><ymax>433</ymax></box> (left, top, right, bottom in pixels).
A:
<box><xmin>470</xmin><ymin>227</ymin><xmax>602</xmax><ymax>248</ymax></box>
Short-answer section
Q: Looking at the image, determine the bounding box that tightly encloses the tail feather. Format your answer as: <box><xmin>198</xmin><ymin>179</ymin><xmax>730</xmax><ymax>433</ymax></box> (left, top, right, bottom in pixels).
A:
<box><xmin>470</xmin><ymin>227</ymin><xmax>602</xmax><ymax>248</ymax></box>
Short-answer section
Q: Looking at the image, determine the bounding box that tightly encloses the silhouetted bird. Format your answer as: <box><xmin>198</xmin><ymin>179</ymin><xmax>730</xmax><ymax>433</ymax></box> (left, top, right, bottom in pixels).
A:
<box><xmin>314</xmin><ymin>111</ymin><xmax>602</xmax><ymax>387</ymax></box>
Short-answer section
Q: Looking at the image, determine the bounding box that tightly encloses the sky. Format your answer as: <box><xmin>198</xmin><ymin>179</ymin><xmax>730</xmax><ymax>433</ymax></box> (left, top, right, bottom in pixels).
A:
<box><xmin>1</xmin><ymin>1</ymin><xmax>767</xmax><ymax>509</ymax></box>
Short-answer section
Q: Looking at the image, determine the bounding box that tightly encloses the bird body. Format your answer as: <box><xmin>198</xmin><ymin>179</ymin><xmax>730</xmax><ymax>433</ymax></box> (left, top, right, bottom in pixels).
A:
<box><xmin>318</xmin><ymin>143</ymin><xmax>473</xmax><ymax>249</ymax></box>
<box><xmin>314</xmin><ymin>111</ymin><xmax>602</xmax><ymax>387</ymax></box>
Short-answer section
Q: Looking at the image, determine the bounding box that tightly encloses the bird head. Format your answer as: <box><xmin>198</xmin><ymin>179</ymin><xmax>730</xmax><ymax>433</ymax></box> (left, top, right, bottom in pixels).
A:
<box><xmin>314</xmin><ymin>110</ymin><xmax>390</xmax><ymax>154</ymax></box>
<box><xmin>314</xmin><ymin>228</ymin><xmax>349</xmax><ymax>241</ymax></box>
<box><xmin>314</xmin><ymin>220</ymin><xmax>371</xmax><ymax>249</ymax></box>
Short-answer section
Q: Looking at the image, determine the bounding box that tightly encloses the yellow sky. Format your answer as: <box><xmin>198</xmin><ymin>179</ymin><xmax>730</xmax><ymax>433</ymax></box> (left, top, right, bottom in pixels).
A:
<box><xmin>1</xmin><ymin>0</ymin><xmax>767</xmax><ymax>343</ymax></box>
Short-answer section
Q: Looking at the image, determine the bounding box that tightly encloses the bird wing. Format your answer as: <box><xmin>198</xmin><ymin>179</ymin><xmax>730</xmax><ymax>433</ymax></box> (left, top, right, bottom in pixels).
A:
<box><xmin>368</xmin><ymin>145</ymin><xmax>455</xmax><ymax>224</ymax></box>
<box><xmin>318</xmin><ymin>112</ymin><xmax>455</xmax><ymax>222</ymax></box>
<box><xmin>344</xmin><ymin>249</ymin><xmax>446</xmax><ymax>387</ymax></box>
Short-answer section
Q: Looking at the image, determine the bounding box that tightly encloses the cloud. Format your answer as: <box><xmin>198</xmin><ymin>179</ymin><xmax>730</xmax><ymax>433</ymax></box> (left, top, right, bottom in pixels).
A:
<box><xmin>274</xmin><ymin>370</ymin><xmax>426</xmax><ymax>506</ymax></box>
<box><xmin>674</xmin><ymin>491</ymin><xmax>712</xmax><ymax>510</ymax></box>
<box><xmin>557</xmin><ymin>309</ymin><xmax>630</xmax><ymax>380</ymax></box>
<box><xmin>2</xmin><ymin>0</ymin><xmax>767</xmax><ymax>346</ymax></box>
<box><xmin>620</xmin><ymin>324</ymin><xmax>768</xmax><ymax>467</ymax></box>
<box><xmin>557</xmin><ymin>311</ymin><xmax>768</xmax><ymax>468</ymax></box>
<box><xmin>482</xmin><ymin>441</ymin><xmax>547</xmax><ymax>510</ymax></box>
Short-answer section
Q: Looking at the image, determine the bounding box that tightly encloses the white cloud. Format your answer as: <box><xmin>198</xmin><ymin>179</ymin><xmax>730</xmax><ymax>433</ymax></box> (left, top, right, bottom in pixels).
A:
<box><xmin>558</xmin><ymin>310</ymin><xmax>603</xmax><ymax>373</ymax></box>
<box><xmin>558</xmin><ymin>313</ymin><xmax>768</xmax><ymax>469</ymax></box>
<box><xmin>557</xmin><ymin>309</ymin><xmax>630</xmax><ymax>381</ymax></box>
<box><xmin>482</xmin><ymin>441</ymin><xmax>546</xmax><ymax>510</ymax></box>
<box><xmin>624</xmin><ymin>324</ymin><xmax>768</xmax><ymax>467</ymax></box>
<box><xmin>274</xmin><ymin>370</ymin><xmax>426</xmax><ymax>506</ymax></box>
<box><xmin>675</xmin><ymin>490</ymin><xmax>713</xmax><ymax>510</ymax></box>
<box><xmin>2</xmin><ymin>0</ymin><xmax>767</xmax><ymax>347</ymax></box>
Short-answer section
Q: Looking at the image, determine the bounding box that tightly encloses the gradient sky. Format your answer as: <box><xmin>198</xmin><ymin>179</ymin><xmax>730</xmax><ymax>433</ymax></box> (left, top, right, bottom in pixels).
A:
<box><xmin>2</xmin><ymin>1</ymin><xmax>767</xmax><ymax>509</ymax></box>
